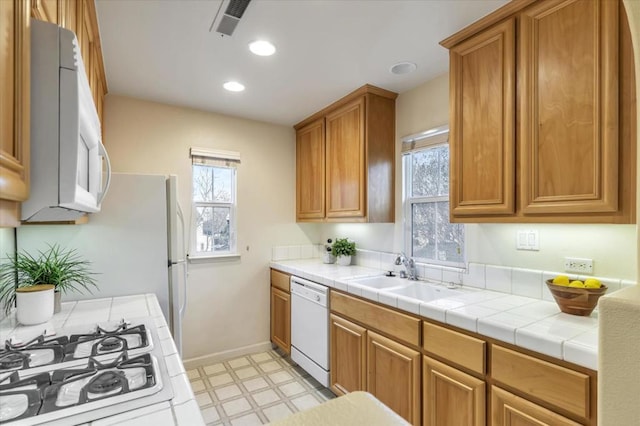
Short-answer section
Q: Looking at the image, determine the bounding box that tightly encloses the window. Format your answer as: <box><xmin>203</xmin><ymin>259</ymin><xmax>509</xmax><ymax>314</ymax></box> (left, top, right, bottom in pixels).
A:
<box><xmin>190</xmin><ymin>148</ymin><xmax>240</xmax><ymax>257</ymax></box>
<box><xmin>403</xmin><ymin>126</ymin><xmax>465</xmax><ymax>267</ymax></box>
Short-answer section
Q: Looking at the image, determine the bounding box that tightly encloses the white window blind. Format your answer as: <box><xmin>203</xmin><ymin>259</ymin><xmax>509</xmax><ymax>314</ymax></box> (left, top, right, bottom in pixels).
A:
<box><xmin>190</xmin><ymin>147</ymin><xmax>241</xmax><ymax>167</ymax></box>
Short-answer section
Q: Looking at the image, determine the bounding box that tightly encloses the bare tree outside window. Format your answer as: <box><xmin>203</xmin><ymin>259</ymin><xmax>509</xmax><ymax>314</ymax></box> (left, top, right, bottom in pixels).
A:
<box><xmin>192</xmin><ymin>164</ymin><xmax>235</xmax><ymax>254</ymax></box>
<box><xmin>405</xmin><ymin>144</ymin><xmax>464</xmax><ymax>266</ymax></box>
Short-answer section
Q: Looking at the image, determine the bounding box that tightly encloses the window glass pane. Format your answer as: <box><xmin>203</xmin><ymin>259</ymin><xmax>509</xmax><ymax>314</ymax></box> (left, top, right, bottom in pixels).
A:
<box><xmin>436</xmin><ymin>202</ymin><xmax>464</xmax><ymax>263</ymax></box>
<box><xmin>195</xmin><ymin>206</ymin><xmax>231</xmax><ymax>252</ymax></box>
<box><xmin>437</xmin><ymin>146</ymin><xmax>449</xmax><ymax>196</ymax></box>
<box><xmin>412</xmin><ymin>150</ymin><xmax>438</xmax><ymax>197</ymax></box>
<box><xmin>212</xmin><ymin>168</ymin><xmax>233</xmax><ymax>202</ymax></box>
<box><xmin>411</xmin><ymin>202</ymin><xmax>435</xmax><ymax>259</ymax></box>
<box><xmin>192</xmin><ymin>165</ymin><xmax>233</xmax><ymax>202</ymax></box>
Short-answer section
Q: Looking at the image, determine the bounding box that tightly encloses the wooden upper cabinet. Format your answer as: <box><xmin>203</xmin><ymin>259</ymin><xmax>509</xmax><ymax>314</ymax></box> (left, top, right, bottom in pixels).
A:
<box><xmin>443</xmin><ymin>0</ymin><xmax>635</xmax><ymax>224</ymax></box>
<box><xmin>0</xmin><ymin>0</ymin><xmax>30</xmax><ymax>226</ymax></box>
<box><xmin>296</xmin><ymin>119</ymin><xmax>325</xmax><ymax>220</ymax></box>
<box><xmin>294</xmin><ymin>85</ymin><xmax>397</xmax><ymax>223</ymax></box>
<box><xmin>520</xmin><ymin>0</ymin><xmax>619</xmax><ymax>215</ymax></box>
<box><xmin>31</xmin><ymin>0</ymin><xmax>59</xmax><ymax>24</ymax></box>
<box><xmin>449</xmin><ymin>18</ymin><xmax>516</xmax><ymax>217</ymax></box>
<box><xmin>326</xmin><ymin>97</ymin><xmax>366</xmax><ymax>219</ymax></box>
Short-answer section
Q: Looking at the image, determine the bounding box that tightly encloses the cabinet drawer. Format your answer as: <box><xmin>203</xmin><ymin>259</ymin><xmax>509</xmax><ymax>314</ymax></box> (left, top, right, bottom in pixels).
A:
<box><xmin>491</xmin><ymin>345</ymin><xmax>590</xmax><ymax>419</ymax></box>
<box><xmin>331</xmin><ymin>292</ymin><xmax>420</xmax><ymax>347</ymax></box>
<box><xmin>492</xmin><ymin>386</ymin><xmax>581</xmax><ymax>426</ymax></box>
<box><xmin>270</xmin><ymin>269</ymin><xmax>290</xmax><ymax>292</ymax></box>
<box><xmin>423</xmin><ymin>322</ymin><xmax>485</xmax><ymax>375</ymax></box>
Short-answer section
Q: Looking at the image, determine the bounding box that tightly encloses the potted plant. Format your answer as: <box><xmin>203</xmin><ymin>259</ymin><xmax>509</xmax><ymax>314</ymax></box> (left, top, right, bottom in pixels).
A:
<box><xmin>0</xmin><ymin>244</ymin><xmax>98</xmax><ymax>315</ymax></box>
<box><xmin>331</xmin><ymin>238</ymin><xmax>356</xmax><ymax>266</ymax></box>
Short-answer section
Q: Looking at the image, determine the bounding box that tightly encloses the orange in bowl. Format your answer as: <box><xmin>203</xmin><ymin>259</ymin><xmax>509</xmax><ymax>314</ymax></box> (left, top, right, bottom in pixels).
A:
<box><xmin>546</xmin><ymin>279</ymin><xmax>607</xmax><ymax>316</ymax></box>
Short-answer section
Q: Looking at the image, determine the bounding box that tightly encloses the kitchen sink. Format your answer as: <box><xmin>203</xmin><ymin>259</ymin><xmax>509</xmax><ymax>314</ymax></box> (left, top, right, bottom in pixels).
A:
<box><xmin>346</xmin><ymin>275</ymin><xmax>411</xmax><ymax>290</ymax></box>
<box><xmin>382</xmin><ymin>282</ymin><xmax>463</xmax><ymax>302</ymax></box>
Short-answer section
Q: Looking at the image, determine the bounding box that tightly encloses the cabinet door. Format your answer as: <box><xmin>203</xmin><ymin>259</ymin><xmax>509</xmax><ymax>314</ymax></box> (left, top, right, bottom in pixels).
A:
<box><xmin>270</xmin><ymin>287</ymin><xmax>290</xmax><ymax>354</ymax></box>
<box><xmin>519</xmin><ymin>0</ymin><xmax>619</xmax><ymax>214</ymax></box>
<box><xmin>296</xmin><ymin>118</ymin><xmax>325</xmax><ymax>220</ymax></box>
<box><xmin>423</xmin><ymin>356</ymin><xmax>485</xmax><ymax>426</ymax></box>
<box><xmin>367</xmin><ymin>331</ymin><xmax>421</xmax><ymax>425</ymax></box>
<box><xmin>76</xmin><ymin>0</ymin><xmax>94</xmax><ymax>83</ymax></box>
<box><xmin>449</xmin><ymin>18</ymin><xmax>516</xmax><ymax>217</ymax></box>
<box><xmin>325</xmin><ymin>97</ymin><xmax>366</xmax><ymax>219</ymax></box>
<box><xmin>329</xmin><ymin>314</ymin><xmax>366</xmax><ymax>396</ymax></box>
<box><xmin>0</xmin><ymin>0</ymin><xmax>30</xmax><ymax>220</ymax></box>
<box><xmin>31</xmin><ymin>0</ymin><xmax>59</xmax><ymax>23</ymax></box>
<box><xmin>492</xmin><ymin>386</ymin><xmax>581</xmax><ymax>426</ymax></box>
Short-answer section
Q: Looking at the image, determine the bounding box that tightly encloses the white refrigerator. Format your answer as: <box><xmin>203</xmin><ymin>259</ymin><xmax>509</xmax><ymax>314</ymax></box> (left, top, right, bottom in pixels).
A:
<box><xmin>16</xmin><ymin>173</ymin><xmax>188</xmax><ymax>355</ymax></box>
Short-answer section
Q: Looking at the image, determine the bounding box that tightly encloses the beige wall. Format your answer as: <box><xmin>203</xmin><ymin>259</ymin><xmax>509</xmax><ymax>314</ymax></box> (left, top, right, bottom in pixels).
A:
<box><xmin>103</xmin><ymin>95</ymin><xmax>319</xmax><ymax>359</ymax></box>
<box><xmin>599</xmin><ymin>1</ymin><xmax>640</xmax><ymax>425</ymax></box>
<box><xmin>322</xmin><ymin>72</ymin><xmax>637</xmax><ymax>280</ymax></box>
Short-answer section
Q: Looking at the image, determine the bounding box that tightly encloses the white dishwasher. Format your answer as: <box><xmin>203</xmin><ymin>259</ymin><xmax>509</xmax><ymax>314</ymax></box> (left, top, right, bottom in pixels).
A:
<box><xmin>290</xmin><ymin>276</ymin><xmax>330</xmax><ymax>387</ymax></box>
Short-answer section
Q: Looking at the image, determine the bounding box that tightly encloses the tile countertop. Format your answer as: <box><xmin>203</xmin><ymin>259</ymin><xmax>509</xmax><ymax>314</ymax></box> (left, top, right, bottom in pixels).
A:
<box><xmin>0</xmin><ymin>294</ymin><xmax>205</xmax><ymax>426</ymax></box>
<box><xmin>271</xmin><ymin>259</ymin><xmax>600</xmax><ymax>371</ymax></box>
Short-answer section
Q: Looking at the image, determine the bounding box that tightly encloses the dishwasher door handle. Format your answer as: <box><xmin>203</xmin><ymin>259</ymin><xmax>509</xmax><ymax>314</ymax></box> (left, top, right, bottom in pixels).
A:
<box><xmin>291</xmin><ymin>282</ymin><xmax>328</xmax><ymax>307</ymax></box>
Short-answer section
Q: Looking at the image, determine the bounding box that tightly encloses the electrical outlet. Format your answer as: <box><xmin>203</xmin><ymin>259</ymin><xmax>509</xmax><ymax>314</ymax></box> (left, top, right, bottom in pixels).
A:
<box><xmin>564</xmin><ymin>257</ymin><xmax>594</xmax><ymax>274</ymax></box>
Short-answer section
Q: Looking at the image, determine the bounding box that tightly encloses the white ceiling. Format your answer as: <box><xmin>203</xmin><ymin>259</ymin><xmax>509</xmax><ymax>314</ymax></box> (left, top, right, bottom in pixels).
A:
<box><xmin>95</xmin><ymin>0</ymin><xmax>507</xmax><ymax>126</ymax></box>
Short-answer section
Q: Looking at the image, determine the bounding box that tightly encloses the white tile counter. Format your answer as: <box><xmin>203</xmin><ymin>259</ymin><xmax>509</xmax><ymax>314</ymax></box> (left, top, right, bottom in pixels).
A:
<box><xmin>271</xmin><ymin>259</ymin><xmax>600</xmax><ymax>370</ymax></box>
<box><xmin>0</xmin><ymin>294</ymin><xmax>204</xmax><ymax>426</ymax></box>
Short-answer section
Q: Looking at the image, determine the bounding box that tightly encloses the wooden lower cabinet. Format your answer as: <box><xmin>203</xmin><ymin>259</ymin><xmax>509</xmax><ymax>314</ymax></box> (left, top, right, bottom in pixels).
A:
<box><xmin>329</xmin><ymin>314</ymin><xmax>366</xmax><ymax>396</ymax></box>
<box><xmin>367</xmin><ymin>331</ymin><xmax>420</xmax><ymax>426</ymax></box>
<box><xmin>270</xmin><ymin>287</ymin><xmax>290</xmax><ymax>354</ymax></box>
<box><xmin>423</xmin><ymin>356</ymin><xmax>485</xmax><ymax>426</ymax></box>
<box><xmin>492</xmin><ymin>386</ymin><xmax>581</xmax><ymax>426</ymax></box>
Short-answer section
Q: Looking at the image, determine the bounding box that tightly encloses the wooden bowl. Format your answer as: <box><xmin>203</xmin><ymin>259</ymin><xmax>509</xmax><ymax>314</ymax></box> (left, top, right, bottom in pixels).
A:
<box><xmin>545</xmin><ymin>279</ymin><xmax>608</xmax><ymax>316</ymax></box>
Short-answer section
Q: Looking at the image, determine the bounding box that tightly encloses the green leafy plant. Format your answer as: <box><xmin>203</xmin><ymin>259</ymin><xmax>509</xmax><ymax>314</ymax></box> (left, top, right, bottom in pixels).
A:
<box><xmin>331</xmin><ymin>238</ymin><xmax>356</xmax><ymax>257</ymax></box>
<box><xmin>0</xmin><ymin>244</ymin><xmax>98</xmax><ymax>315</ymax></box>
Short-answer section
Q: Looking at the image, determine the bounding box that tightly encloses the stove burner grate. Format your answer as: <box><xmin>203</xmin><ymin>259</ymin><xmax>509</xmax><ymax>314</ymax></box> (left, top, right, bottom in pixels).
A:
<box><xmin>99</xmin><ymin>337</ymin><xmax>124</xmax><ymax>352</ymax></box>
<box><xmin>0</xmin><ymin>352</ymin><xmax>27</xmax><ymax>370</ymax></box>
<box><xmin>86</xmin><ymin>371</ymin><xmax>127</xmax><ymax>394</ymax></box>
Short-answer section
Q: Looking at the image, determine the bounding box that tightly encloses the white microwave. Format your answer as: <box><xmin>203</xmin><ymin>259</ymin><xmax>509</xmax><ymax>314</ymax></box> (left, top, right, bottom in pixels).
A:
<box><xmin>22</xmin><ymin>20</ymin><xmax>111</xmax><ymax>222</ymax></box>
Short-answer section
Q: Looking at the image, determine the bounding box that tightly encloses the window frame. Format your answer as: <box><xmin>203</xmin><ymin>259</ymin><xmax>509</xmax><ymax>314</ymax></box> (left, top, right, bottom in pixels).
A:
<box><xmin>402</xmin><ymin>133</ymin><xmax>466</xmax><ymax>269</ymax></box>
<box><xmin>189</xmin><ymin>149</ymin><xmax>240</xmax><ymax>259</ymax></box>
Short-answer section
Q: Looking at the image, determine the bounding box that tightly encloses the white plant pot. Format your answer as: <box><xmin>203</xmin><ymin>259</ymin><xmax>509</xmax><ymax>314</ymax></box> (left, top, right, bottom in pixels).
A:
<box><xmin>16</xmin><ymin>284</ymin><xmax>55</xmax><ymax>325</ymax></box>
<box><xmin>336</xmin><ymin>255</ymin><xmax>352</xmax><ymax>266</ymax></box>
<box><xmin>323</xmin><ymin>252</ymin><xmax>336</xmax><ymax>264</ymax></box>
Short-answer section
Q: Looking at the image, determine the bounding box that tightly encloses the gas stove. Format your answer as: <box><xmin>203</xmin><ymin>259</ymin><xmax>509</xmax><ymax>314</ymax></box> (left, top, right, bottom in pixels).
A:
<box><xmin>0</xmin><ymin>319</ymin><xmax>173</xmax><ymax>425</ymax></box>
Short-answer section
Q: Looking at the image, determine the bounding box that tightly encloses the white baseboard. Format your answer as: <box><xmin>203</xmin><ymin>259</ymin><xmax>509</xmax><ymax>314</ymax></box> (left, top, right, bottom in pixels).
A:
<box><xmin>182</xmin><ymin>341</ymin><xmax>274</xmax><ymax>370</ymax></box>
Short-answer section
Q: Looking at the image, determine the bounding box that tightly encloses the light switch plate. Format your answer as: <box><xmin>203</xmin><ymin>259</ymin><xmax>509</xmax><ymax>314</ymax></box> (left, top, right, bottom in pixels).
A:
<box><xmin>516</xmin><ymin>230</ymin><xmax>539</xmax><ymax>251</ymax></box>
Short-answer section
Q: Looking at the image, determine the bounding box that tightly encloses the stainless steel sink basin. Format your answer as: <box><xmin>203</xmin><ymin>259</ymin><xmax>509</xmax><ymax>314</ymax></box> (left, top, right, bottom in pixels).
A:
<box><xmin>347</xmin><ymin>275</ymin><xmax>410</xmax><ymax>290</ymax></box>
<box><xmin>382</xmin><ymin>282</ymin><xmax>463</xmax><ymax>302</ymax></box>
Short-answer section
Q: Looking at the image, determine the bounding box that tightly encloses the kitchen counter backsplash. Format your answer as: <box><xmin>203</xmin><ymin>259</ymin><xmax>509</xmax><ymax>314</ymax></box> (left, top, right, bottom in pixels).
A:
<box><xmin>271</xmin><ymin>245</ymin><xmax>636</xmax><ymax>304</ymax></box>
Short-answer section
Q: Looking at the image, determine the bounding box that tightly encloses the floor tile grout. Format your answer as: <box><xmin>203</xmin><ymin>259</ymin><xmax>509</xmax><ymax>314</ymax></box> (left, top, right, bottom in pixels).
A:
<box><xmin>187</xmin><ymin>348</ymin><xmax>335</xmax><ymax>425</ymax></box>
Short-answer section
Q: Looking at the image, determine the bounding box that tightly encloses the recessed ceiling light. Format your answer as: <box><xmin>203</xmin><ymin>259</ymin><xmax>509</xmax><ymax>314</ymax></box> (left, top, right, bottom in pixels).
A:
<box><xmin>390</xmin><ymin>62</ymin><xmax>417</xmax><ymax>75</ymax></box>
<box><xmin>249</xmin><ymin>40</ymin><xmax>276</xmax><ymax>56</ymax></box>
<box><xmin>223</xmin><ymin>81</ymin><xmax>245</xmax><ymax>92</ymax></box>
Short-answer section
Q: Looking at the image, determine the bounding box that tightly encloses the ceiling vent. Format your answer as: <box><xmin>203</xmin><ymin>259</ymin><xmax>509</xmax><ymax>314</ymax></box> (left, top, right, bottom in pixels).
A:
<box><xmin>211</xmin><ymin>0</ymin><xmax>252</xmax><ymax>37</ymax></box>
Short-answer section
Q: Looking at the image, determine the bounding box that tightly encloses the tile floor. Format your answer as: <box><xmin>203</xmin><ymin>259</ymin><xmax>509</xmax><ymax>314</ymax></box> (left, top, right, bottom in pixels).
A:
<box><xmin>187</xmin><ymin>349</ymin><xmax>336</xmax><ymax>425</ymax></box>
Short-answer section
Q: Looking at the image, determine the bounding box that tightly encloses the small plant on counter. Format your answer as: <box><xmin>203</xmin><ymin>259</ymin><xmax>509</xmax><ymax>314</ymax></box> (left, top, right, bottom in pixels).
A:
<box><xmin>331</xmin><ymin>238</ymin><xmax>356</xmax><ymax>258</ymax></box>
<box><xmin>0</xmin><ymin>244</ymin><xmax>98</xmax><ymax>315</ymax></box>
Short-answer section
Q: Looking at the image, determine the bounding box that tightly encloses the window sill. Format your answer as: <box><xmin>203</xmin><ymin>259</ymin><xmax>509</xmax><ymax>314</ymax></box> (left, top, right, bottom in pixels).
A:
<box><xmin>188</xmin><ymin>253</ymin><xmax>241</xmax><ymax>263</ymax></box>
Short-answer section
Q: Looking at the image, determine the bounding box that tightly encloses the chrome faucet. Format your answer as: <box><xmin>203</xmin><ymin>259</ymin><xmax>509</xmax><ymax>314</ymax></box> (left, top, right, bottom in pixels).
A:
<box><xmin>395</xmin><ymin>253</ymin><xmax>418</xmax><ymax>281</ymax></box>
